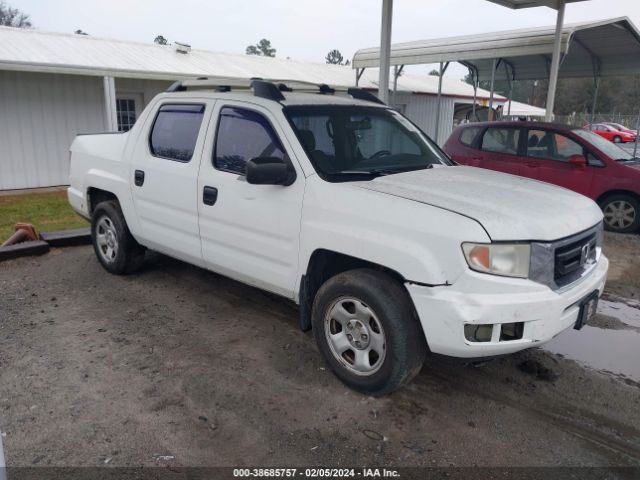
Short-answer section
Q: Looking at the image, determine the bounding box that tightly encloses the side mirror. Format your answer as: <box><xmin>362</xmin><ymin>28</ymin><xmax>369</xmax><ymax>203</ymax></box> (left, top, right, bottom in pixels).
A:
<box><xmin>246</xmin><ymin>157</ymin><xmax>293</xmax><ymax>186</ymax></box>
<box><xmin>568</xmin><ymin>154</ymin><xmax>587</xmax><ymax>169</ymax></box>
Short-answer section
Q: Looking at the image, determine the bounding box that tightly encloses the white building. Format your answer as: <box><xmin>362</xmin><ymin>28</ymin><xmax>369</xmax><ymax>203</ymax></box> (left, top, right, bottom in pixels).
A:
<box><xmin>0</xmin><ymin>26</ymin><xmax>503</xmax><ymax>190</ymax></box>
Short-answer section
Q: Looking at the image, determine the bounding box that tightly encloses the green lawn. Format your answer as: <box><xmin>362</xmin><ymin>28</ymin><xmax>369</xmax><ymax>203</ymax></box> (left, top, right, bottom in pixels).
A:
<box><xmin>0</xmin><ymin>190</ymin><xmax>88</xmax><ymax>242</ymax></box>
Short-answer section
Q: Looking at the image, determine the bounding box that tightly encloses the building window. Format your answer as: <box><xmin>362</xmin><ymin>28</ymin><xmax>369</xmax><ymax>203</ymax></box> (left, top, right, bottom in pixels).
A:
<box><xmin>116</xmin><ymin>98</ymin><xmax>137</xmax><ymax>132</ymax></box>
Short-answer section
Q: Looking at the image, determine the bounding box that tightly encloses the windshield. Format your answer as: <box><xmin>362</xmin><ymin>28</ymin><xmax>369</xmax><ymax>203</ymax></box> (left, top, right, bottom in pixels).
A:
<box><xmin>284</xmin><ymin>105</ymin><xmax>452</xmax><ymax>180</ymax></box>
<box><xmin>573</xmin><ymin>128</ymin><xmax>636</xmax><ymax>161</ymax></box>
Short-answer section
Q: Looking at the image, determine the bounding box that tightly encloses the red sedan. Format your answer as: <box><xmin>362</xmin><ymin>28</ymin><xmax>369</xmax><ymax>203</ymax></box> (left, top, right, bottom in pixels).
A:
<box><xmin>443</xmin><ymin>121</ymin><xmax>640</xmax><ymax>233</ymax></box>
<box><xmin>588</xmin><ymin>123</ymin><xmax>636</xmax><ymax>143</ymax></box>
<box><xmin>604</xmin><ymin>122</ymin><xmax>639</xmax><ymax>136</ymax></box>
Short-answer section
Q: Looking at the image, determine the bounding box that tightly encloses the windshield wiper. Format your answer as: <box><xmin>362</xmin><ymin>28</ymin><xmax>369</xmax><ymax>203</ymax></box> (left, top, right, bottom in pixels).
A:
<box><xmin>368</xmin><ymin>164</ymin><xmax>433</xmax><ymax>176</ymax></box>
<box><xmin>328</xmin><ymin>170</ymin><xmax>384</xmax><ymax>178</ymax></box>
<box><xmin>330</xmin><ymin>164</ymin><xmax>434</xmax><ymax>179</ymax></box>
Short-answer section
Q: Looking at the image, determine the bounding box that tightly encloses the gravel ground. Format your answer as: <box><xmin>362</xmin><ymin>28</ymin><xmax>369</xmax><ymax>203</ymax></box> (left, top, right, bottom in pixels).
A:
<box><xmin>0</xmin><ymin>243</ymin><xmax>639</xmax><ymax>469</ymax></box>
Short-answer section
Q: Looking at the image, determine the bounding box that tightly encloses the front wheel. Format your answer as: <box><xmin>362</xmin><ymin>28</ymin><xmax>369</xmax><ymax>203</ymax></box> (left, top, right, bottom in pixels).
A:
<box><xmin>600</xmin><ymin>194</ymin><xmax>640</xmax><ymax>233</ymax></box>
<box><xmin>91</xmin><ymin>200</ymin><xmax>146</xmax><ymax>274</ymax></box>
<box><xmin>613</xmin><ymin>136</ymin><xmax>622</xmax><ymax>143</ymax></box>
<box><xmin>312</xmin><ymin>269</ymin><xmax>426</xmax><ymax>396</ymax></box>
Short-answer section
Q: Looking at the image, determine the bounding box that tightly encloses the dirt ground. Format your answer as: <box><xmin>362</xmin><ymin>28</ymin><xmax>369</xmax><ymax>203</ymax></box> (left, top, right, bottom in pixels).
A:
<box><xmin>0</xmin><ymin>237</ymin><xmax>639</xmax><ymax>470</ymax></box>
<box><xmin>602</xmin><ymin>232</ymin><xmax>640</xmax><ymax>299</ymax></box>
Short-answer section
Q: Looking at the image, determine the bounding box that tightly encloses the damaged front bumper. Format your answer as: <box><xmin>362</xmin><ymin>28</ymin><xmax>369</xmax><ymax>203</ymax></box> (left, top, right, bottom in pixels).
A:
<box><xmin>406</xmin><ymin>255</ymin><xmax>609</xmax><ymax>358</ymax></box>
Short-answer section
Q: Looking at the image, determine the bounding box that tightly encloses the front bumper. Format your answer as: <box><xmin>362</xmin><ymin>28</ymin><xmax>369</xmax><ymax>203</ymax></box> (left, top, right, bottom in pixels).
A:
<box><xmin>406</xmin><ymin>255</ymin><xmax>608</xmax><ymax>358</ymax></box>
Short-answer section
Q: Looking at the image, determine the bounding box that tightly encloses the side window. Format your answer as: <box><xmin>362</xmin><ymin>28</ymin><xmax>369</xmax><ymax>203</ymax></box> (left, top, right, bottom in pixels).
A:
<box><xmin>149</xmin><ymin>104</ymin><xmax>205</xmax><ymax>162</ymax></box>
<box><xmin>459</xmin><ymin>127</ymin><xmax>481</xmax><ymax>147</ymax></box>
<box><xmin>526</xmin><ymin>129</ymin><xmax>583</xmax><ymax>162</ymax></box>
<box><xmin>214</xmin><ymin>107</ymin><xmax>285</xmax><ymax>175</ymax></box>
<box><xmin>480</xmin><ymin>128</ymin><xmax>520</xmax><ymax>155</ymax></box>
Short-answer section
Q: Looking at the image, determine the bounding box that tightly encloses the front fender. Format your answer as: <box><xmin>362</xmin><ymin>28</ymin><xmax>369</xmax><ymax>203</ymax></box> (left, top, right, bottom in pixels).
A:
<box><xmin>297</xmin><ymin>177</ymin><xmax>489</xmax><ymax>291</ymax></box>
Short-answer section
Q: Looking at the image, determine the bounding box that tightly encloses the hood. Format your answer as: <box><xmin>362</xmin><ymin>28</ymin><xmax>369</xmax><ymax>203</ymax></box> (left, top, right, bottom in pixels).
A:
<box><xmin>354</xmin><ymin>166</ymin><xmax>602</xmax><ymax>241</ymax></box>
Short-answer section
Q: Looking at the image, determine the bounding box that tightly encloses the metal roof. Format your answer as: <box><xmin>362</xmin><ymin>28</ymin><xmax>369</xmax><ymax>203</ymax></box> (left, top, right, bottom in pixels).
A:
<box><xmin>352</xmin><ymin>17</ymin><xmax>640</xmax><ymax>81</ymax></box>
<box><xmin>486</xmin><ymin>0</ymin><xmax>589</xmax><ymax>9</ymax></box>
<box><xmin>0</xmin><ymin>26</ymin><xmax>503</xmax><ymax>101</ymax></box>
<box><xmin>502</xmin><ymin>100</ymin><xmax>547</xmax><ymax>117</ymax></box>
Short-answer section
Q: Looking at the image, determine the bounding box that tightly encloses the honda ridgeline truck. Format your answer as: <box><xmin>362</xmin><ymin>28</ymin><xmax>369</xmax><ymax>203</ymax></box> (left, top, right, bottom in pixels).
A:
<box><xmin>68</xmin><ymin>79</ymin><xmax>608</xmax><ymax>395</ymax></box>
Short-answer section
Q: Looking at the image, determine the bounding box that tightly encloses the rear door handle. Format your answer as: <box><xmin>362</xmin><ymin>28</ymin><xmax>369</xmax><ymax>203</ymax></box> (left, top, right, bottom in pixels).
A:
<box><xmin>134</xmin><ymin>170</ymin><xmax>145</xmax><ymax>186</ymax></box>
<box><xmin>203</xmin><ymin>186</ymin><xmax>218</xmax><ymax>206</ymax></box>
<box><xmin>526</xmin><ymin>162</ymin><xmax>540</xmax><ymax>168</ymax></box>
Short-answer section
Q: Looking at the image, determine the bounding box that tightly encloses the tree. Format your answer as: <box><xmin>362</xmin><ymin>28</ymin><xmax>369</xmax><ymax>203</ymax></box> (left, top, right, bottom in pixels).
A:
<box><xmin>246</xmin><ymin>39</ymin><xmax>276</xmax><ymax>57</ymax></box>
<box><xmin>428</xmin><ymin>69</ymin><xmax>440</xmax><ymax>76</ymax></box>
<box><xmin>74</xmin><ymin>29</ymin><xmax>89</xmax><ymax>35</ymax></box>
<box><xmin>325</xmin><ymin>49</ymin><xmax>345</xmax><ymax>65</ymax></box>
<box><xmin>154</xmin><ymin>35</ymin><xmax>168</xmax><ymax>45</ymax></box>
<box><xmin>0</xmin><ymin>1</ymin><xmax>31</xmax><ymax>28</ymax></box>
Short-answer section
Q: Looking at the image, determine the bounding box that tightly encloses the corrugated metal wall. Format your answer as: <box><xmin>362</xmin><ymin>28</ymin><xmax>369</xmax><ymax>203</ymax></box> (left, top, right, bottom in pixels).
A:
<box><xmin>393</xmin><ymin>92</ymin><xmax>455</xmax><ymax>146</ymax></box>
<box><xmin>0</xmin><ymin>71</ymin><xmax>106</xmax><ymax>190</ymax></box>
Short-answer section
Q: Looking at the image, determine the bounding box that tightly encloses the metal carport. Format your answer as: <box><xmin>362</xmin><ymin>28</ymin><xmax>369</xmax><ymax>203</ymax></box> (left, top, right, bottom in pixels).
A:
<box><xmin>355</xmin><ymin>12</ymin><xmax>640</xmax><ymax>138</ymax></box>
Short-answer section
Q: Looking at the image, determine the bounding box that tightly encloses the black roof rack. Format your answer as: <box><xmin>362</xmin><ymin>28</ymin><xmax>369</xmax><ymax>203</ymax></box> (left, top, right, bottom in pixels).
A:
<box><xmin>251</xmin><ymin>80</ymin><xmax>286</xmax><ymax>102</ymax></box>
<box><xmin>165</xmin><ymin>78</ymin><xmax>386</xmax><ymax>105</ymax></box>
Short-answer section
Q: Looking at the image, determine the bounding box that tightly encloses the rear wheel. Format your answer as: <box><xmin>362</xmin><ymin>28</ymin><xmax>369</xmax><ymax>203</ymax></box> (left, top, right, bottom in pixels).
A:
<box><xmin>312</xmin><ymin>269</ymin><xmax>426</xmax><ymax>396</ymax></box>
<box><xmin>91</xmin><ymin>201</ymin><xmax>146</xmax><ymax>274</ymax></box>
<box><xmin>600</xmin><ymin>194</ymin><xmax>640</xmax><ymax>233</ymax></box>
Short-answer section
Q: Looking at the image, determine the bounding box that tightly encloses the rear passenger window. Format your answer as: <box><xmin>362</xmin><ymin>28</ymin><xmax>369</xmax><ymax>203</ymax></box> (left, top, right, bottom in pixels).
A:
<box><xmin>481</xmin><ymin>128</ymin><xmax>520</xmax><ymax>155</ymax></box>
<box><xmin>459</xmin><ymin>127</ymin><xmax>480</xmax><ymax>146</ymax></box>
<box><xmin>150</xmin><ymin>104</ymin><xmax>205</xmax><ymax>162</ymax></box>
<box><xmin>214</xmin><ymin>107</ymin><xmax>285</xmax><ymax>175</ymax></box>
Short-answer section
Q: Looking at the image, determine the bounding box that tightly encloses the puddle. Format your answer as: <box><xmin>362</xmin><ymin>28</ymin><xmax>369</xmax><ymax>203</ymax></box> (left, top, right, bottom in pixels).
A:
<box><xmin>598</xmin><ymin>299</ymin><xmax>640</xmax><ymax>329</ymax></box>
<box><xmin>543</xmin><ymin>299</ymin><xmax>640</xmax><ymax>382</ymax></box>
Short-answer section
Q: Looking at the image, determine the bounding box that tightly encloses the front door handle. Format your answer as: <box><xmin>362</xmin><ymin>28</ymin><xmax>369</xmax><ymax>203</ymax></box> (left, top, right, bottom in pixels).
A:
<box><xmin>203</xmin><ymin>186</ymin><xmax>218</xmax><ymax>206</ymax></box>
<box><xmin>134</xmin><ymin>170</ymin><xmax>145</xmax><ymax>186</ymax></box>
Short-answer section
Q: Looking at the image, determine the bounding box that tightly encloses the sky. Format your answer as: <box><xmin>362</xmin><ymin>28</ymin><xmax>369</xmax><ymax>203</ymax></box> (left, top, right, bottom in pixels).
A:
<box><xmin>11</xmin><ymin>0</ymin><xmax>640</xmax><ymax>80</ymax></box>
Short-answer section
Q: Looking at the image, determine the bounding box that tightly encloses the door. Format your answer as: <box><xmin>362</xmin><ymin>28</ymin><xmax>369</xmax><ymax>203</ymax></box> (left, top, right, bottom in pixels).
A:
<box><xmin>197</xmin><ymin>102</ymin><xmax>305</xmax><ymax>298</ymax></box>
<box><xmin>130</xmin><ymin>100</ymin><xmax>212</xmax><ymax>266</ymax></box>
<box><xmin>522</xmin><ymin>128</ymin><xmax>594</xmax><ymax>195</ymax></box>
<box><xmin>476</xmin><ymin>126</ymin><xmax>524</xmax><ymax>175</ymax></box>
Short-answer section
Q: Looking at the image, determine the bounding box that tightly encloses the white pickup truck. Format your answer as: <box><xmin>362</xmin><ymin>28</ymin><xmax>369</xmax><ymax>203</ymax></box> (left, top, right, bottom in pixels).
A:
<box><xmin>68</xmin><ymin>79</ymin><xmax>608</xmax><ymax>395</ymax></box>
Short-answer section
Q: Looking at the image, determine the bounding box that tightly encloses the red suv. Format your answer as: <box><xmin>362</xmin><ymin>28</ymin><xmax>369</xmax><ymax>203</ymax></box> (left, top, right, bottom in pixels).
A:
<box><xmin>443</xmin><ymin>121</ymin><xmax>640</xmax><ymax>233</ymax></box>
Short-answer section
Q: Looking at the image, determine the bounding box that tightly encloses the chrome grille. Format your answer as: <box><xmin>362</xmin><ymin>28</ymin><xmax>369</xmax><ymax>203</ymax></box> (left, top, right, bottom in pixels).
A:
<box><xmin>554</xmin><ymin>233</ymin><xmax>597</xmax><ymax>287</ymax></box>
<box><xmin>529</xmin><ymin>223</ymin><xmax>603</xmax><ymax>291</ymax></box>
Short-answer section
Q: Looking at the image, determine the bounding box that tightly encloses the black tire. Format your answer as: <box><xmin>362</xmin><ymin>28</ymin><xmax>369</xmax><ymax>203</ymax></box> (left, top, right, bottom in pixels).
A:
<box><xmin>599</xmin><ymin>193</ymin><xmax>640</xmax><ymax>234</ymax></box>
<box><xmin>613</xmin><ymin>136</ymin><xmax>622</xmax><ymax>143</ymax></box>
<box><xmin>311</xmin><ymin>268</ymin><xmax>426</xmax><ymax>396</ymax></box>
<box><xmin>91</xmin><ymin>200</ymin><xmax>146</xmax><ymax>274</ymax></box>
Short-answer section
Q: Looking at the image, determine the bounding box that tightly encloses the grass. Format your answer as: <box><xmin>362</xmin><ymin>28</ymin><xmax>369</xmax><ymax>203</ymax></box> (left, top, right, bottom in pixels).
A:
<box><xmin>0</xmin><ymin>190</ymin><xmax>88</xmax><ymax>242</ymax></box>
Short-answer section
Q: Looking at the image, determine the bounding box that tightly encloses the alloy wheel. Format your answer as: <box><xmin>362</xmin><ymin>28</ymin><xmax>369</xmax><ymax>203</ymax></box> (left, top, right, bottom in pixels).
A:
<box><xmin>603</xmin><ymin>200</ymin><xmax>636</xmax><ymax>230</ymax></box>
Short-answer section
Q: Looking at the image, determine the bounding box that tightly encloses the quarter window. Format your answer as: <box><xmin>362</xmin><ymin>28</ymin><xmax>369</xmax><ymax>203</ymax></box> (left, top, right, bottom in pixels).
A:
<box><xmin>480</xmin><ymin>128</ymin><xmax>520</xmax><ymax>155</ymax></box>
<box><xmin>214</xmin><ymin>107</ymin><xmax>285</xmax><ymax>175</ymax></box>
<box><xmin>149</xmin><ymin>104</ymin><xmax>205</xmax><ymax>162</ymax></box>
<box><xmin>526</xmin><ymin>130</ymin><xmax>583</xmax><ymax>162</ymax></box>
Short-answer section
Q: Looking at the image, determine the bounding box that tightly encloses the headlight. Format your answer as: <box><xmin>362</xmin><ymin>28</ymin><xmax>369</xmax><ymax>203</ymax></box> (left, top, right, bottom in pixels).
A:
<box><xmin>462</xmin><ymin>243</ymin><xmax>531</xmax><ymax>278</ymax></box>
